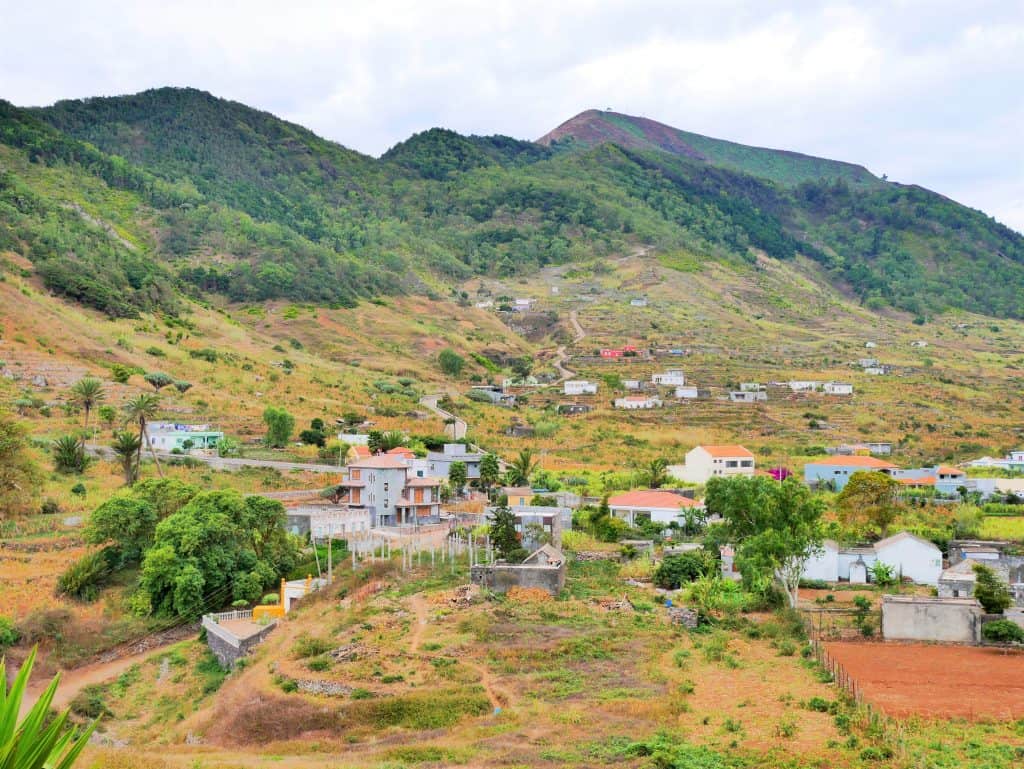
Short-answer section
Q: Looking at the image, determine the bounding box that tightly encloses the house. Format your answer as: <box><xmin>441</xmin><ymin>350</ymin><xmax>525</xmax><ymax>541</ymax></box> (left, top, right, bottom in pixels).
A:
<box><xmin>607</xmin><ymin>489</ymin><xmax>703</xmax><ymax>526</ymax></box>
<box><xmin>564</xmin><ymin>380</ymin><xmax>598</xmax><ymax>396</ymax></box>
<box><xmin>729</xmin><ymin>390</ymin><xmax>766</xmax><ymax>402</ymax></box>
<box><xmin>470</xmin><ymin>544</ymin><xmax>567</xmax><ymax>596</ymax></box>
<box><xmin>623</xmin><ymin>379</ymin><xmax>642</xmax><ymax>390</ymax></box>
<box><xmin>963</xmin><ymin>450</ymin><xmax>1024</xmax><ymax>472</ymax></box>
<box><xmin>557</xmin><ymin>403</ymin><xmax>592</xmax><ymax>416</ymax></box>
<box><xmin>489</xmin><ymin>505</ymin><xmax>572</xmax><ymax>549</ymax></box>
<box><xmin>614</xmin><ymin>395</ymin><xmax>662</xmax><ymax>409</ymax></box>
<box><xmin>826</xmin><ymin>442</ymin><xmax>893</xmax><ymax>456</ymax></box>
<box><xmin>858</xmin><ymin>358</ymin><xmax>879</xmax><ymax>368</ymax></box>
<box><xmin>426</xmin><ymin>443</ymin><xmax>485</xmax><ymax>481</ymax></box>
<box><xmin>334</xmin><ymin>455</ymin><xmax>442</xmax><ymax>527</ymax></box>
<box><xmin>938</xmin><ymin>559</ymin><xmax>984</xmax><ymax>599</ymax></box>
<box><xmin>652</xmin><ymin>369</ymin><xmax>686</xmax><ymax>386</ymax></box>
<box><xmin>630</xmin><ymin>297</ymin><xmax>648</xmax><ymax>307</ymax></box>
<box><xmin>802</xmin><ymin>532</ymin><xmax>943</xmax><ymax>585</ymax></box>
<box><xmin>346</xmin><ymin>444</ymin><xmax>373</xmax><ymax>464</ymax></box>
<box><xmin>474</xmin><ymin>300</ymin><xmax>494</xmax><ymax>309</ymax></box>
<box><xmin>470</xmin><ymin>385</ymin><xmax>516</xmax><ymax>407</ymax></box>
<box><xmin>739</xmin><ymin>382</ymin><xmax>765</xmax><ymax>392</ymax></box>
<box><xmin>513</xmin><ymin>298</ymin><xmax>534</xmax><ymax>312</ymax></box>
<box><xmin>863</xmin><ymin>366</ymin><xmax>887</xmax><ymax>376</ymax></box>
<box><xmin>803</xmin><ymin>455</ymin><xmax>898</xmax><ymax>490</ymax></box>
<box><xmin>336</xmin><ymin>432</ymin><xmax>370</xmax><ymax>445</ymax></box>
<box><xmin>502</xmin><ymin>486</ymin><xmax>534</xmax><ymax>506</ymax></box>
<box><xmin>675</xmin><ymin>385</ymin><xmax>700</xmax><ymax>399</ymax></box>
<box><xmin>145</xmin><ymin>422</ymin><xmax>224</xmax><ymax>452</ymax></box>
<box><xmin>385</xmin><ymin>446</ymin><xmax>417</xmax><ymax>461</ymax></box>
<box><xmin>823</xmin><ymin>382</ymin><xmax>854</xmax><ymax>395</ymax></box>
<box><xmin>788</xmin><ymin>380</ymin><xmax>821</xmax><ymax>392</ymax></box>
<box><xmin>671</xmin><ymin>445</ymin><xmax>755</xmax><ymax>484</ymax></box>
<box><xmin>866</xmin><ymin>442</ymin><xmax>893</xmax><ymax>455</ymax></box>
<box><xmin>911</xmin><ymin>340</ymin><xmax>928</xmax><ymax>348</ymax></box>
<box><xmin>600</xmin><ymin>348</ymin><xmax>624</xmax><ymax>358</ymax></box>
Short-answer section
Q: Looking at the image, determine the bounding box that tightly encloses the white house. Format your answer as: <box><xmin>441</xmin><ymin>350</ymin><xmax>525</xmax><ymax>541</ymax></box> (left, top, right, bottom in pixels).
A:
<box><xmin>614</xmin><ymin>395</ymin><xmax>662</xmax><ymax>409</ymax></box>
<box><xmin>863</xmin><ymin>366</ymin><xmax>887</xmax><ymax>376</ymax></box>
<box><xmin>652</xmin><ymin>370</ymin><xmax>686</xmax><ymax>386</ymax></box>
<box><xmin>788</xmin><ymin>380</ymin><xmax>821</xmax><ymax>392</ymax></box>
<box><xmin>865</xmin><ymin>341</ymin><xmax>877</xmax><ymax>349</ymax></box>
<box><xmin>823</xmin><ymin>382</ymin><xmax>854</xmax><ymax>395</ymax></box>
<box><xmin>630</xmin><ymin>297</ymin><xmax>648</xmax><ymax>307</ymax></box>
<box><xmin>739</xmin><ymin>382</ymin><xmax>765</xmax><ymax>392</ymax></box>
<box><xmin>729</xmin><ymin>390</ymin><xmax>766</xmax><ymax>402</ymax></box>
<box><xmin>608</xmin><ymin>489</ymin><xmax>703</xmax><ymax>526</ymax></box>
<box><xmin>563</xmin><ymin>380</ymin><xmax>597</xmax><ymax>396</ymax></box>
<box><xmin>911</xmin><ymin>340</ymin><xmax>928</xmax><ymax>348</ymax></box>
<box><xmin>623</xmin><ymin>379</ymin><xmax>642</xmax><ymax>390</ymax></box>
<box><xmin>513</xmin><ymin>298</ymin><xmax>534</xmax><ymax>312</ymax></box>
<box><xmin>858</xmin><ymin>358</ymin><xmax>879</xmax><ymax>368</ymax></box>
<box><xmin>801</xmin><ymin>532</ymin><xmax>942</xmax><ymax>586</ymax></box>
<box><xmin>675</xmin><ymin>385</ymin><xmax>700</xmax><ymax>399</ymax></box>
<box><xmin>672</xmin><ymin>445</ymin><xmax>755</xmax><ymax>484</ymax></box>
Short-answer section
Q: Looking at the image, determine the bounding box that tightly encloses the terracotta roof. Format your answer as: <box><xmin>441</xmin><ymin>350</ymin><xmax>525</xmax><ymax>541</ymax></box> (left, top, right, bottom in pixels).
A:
<box><xmin>503</xmin><ymin>486</ymin><xmax>534</xmax><ymax>496</ymax></box>
<box><xmin>349</xmin><ymin>445</ymin><xmax>372</xmax><ymax>458</ymax></box>
<box><xmin>936</xmin><ymin>465</ymin><xmax>964</xmax><ymax>475</ymax></box>
<box><xmin>348</xmin><ymin>455</ymin><xmax>410</xmax><ymax>470</ymax></box>
<box><xmin>386</xmin><ymin>447</ymin><xmax>416</xmax><ymax>458</ymax></box>
<box><xmin>406</xmin><ymin>477</ymin><xmax>442</xmax><ymax>487</ymax></box>
<box><xmin>898</xmin><ymin>476</ymin><xmax>935</xmax><ymax>486</ymax></box>
<box><xmin>698</xmin><ymin>444</ymin><xmax>754</xmax><ymax>459</ymax></box>
<box><xmin>608</xmin><ymin>490</ymin><xmax>702</xmax><ymax>509</ymax></box>
<box><xmin>808</xmin><ymin>456</ymin><xmax>897</xmax><ymax>469</ymax></box>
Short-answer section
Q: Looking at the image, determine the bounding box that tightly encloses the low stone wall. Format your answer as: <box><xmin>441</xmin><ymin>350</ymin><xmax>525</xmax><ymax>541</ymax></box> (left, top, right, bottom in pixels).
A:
<box><xmin>881</xmin><ymin>595</ymin><xmax>982</xmax><ymax>644</ymax></box>
<box><xmin>202</xmin><ymin>613</ymin><xmax>277</xmax><ymax>667</ymax></box>
<box><xmin>470</xmin><ymin>562</ymin><xmax>566</xmax><ymax>596</ymax></box>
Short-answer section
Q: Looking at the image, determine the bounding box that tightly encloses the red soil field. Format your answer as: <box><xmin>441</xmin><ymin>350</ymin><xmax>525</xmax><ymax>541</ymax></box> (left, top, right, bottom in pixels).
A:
<box><xmin>826</xmin><ymin>641</ymin><xmax>1024</xmax><ymax>720</ymax></box>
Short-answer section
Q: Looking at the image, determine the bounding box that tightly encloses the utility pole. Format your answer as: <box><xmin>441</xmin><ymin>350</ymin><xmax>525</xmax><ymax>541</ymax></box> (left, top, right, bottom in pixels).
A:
<box><xmin>327</xmin><ymin>521</ymin><xmax>333</xmax><ymax>584</ymax></box>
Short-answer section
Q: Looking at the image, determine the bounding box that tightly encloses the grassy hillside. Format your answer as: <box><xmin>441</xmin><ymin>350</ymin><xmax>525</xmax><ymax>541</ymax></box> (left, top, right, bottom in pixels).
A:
<box><xmin>0</xmin><ymin>88</ymin><xmax>1018</xmax><ymax>321</ymax></box>
<box><xmin>538</xmin><ymin>109</ymin><xmax>879</xmax><ymax>186</ymax></box>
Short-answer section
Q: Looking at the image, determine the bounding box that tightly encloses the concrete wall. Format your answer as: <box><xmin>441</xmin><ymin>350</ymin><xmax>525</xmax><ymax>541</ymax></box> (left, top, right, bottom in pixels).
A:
<box><xmin>203</xmin><ymin>617</ymin><xmax>277</xmax><ymax>667</ymax></box>
<box><xmin>803</xmin><ymin>543</ymin><xmax>839</xmax><ymax>582</ymax></box>
<box><xmin>876</xmin><ymin>537</ymin><xmax>942</xmax><ymax>585</ymax></box>
<box><xmin>881</xmin><ymin>596</ymin><xmax>981</xmax><ymax>644</ymax></box>
<box><xmin>470</xmin><ymin>562</ymin><xmax>566</xmax><ymax>596</ymax></box>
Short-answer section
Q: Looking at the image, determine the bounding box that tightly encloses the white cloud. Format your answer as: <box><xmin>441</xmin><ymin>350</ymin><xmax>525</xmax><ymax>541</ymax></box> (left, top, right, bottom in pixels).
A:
<box><xmin>0</xmin><ymin>0</ymin><xmax>1021</xmax><ymax>230</ymax></box>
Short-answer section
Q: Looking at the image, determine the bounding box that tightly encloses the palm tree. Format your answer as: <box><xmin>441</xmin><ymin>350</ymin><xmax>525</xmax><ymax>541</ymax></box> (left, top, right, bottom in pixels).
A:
<box><xmin>636</xmin><ymin>457</ymin><xmax>670</xmax><ymax>489</ymax></box>
<box><xmin>111</xmin><ymin>430</ymin><xmax>142</xmax><ymax>486</ymax></box>
<box><xmin>507</xmin><ymin>449</ymin><xmax>539</xmax><ymax>487</ymax></box>
<box><xmin>1</xmin><ymin>647</ymin><xmax>96</xmax><ymax>768</ymax></box>
<box><xmin>68</xmin><ymin>377</ymin><xmax>105</xmax><ymax>432</ymax></box>
<box><xmin>52</xmin><ymin>435</ymin><xmax>88</xmax><ymax>474</ymax></box>
<box><xmin>123</xmin><ymin>393</ymin><xmax>163</xmax><ymax>480</ymax></box>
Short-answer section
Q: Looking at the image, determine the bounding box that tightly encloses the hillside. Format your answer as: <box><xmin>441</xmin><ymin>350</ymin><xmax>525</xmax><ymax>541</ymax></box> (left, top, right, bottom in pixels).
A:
<box><xmin>537</xmin><ymin>109</ymin><xmax>879</xmax><ymax>187</ymax></box>
<box><xmin>0</xmin><ymin>87</ymin><xmax>1018</xmax><ymax>321</ymax></box>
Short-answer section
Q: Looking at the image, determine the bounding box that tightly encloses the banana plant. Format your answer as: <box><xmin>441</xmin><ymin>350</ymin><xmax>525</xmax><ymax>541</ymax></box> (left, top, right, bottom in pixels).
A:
<box><xmin>0</xmin><ymin>648</ymin><xmax>96</xmax><ymax>769</ymax></box>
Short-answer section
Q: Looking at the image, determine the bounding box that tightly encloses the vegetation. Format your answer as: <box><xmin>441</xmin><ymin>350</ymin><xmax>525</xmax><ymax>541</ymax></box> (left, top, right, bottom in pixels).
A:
<box><xmin>262</xmin><ymin>406</ymin><xmax>295</xmax><ymax>448</ymax></box>
<box><xmin>51</xmin><ymin>435</ymin><xmax>89</xmax><ymax>474</ymax></box>
<box><xmin>489</xmin><ymin>504</ymin><xmax>526</xmax><ymax>563</ymax></box>
<box><xmin>982</xmin><ymin>619</ymin><xmax>1024</xmax><ymax>644</ymax></box>
<box><xmin>836</xmin><ymin>471</ymin><xmax>900</xmax><ymax>538</ymax></box>
<box><xmin>68</xmin><ymin>377</ymin><xmax>105</xmax><ymax>431</ymax></box>
<box><xmin>972</xmin><ymin>563</ymin><xmax>1013</xmax><ymax>614</ymax></box>
<box><xmin>0</xmin><ymin>416</ymin><xmax>43</xmax><ymax>515</ymax></box>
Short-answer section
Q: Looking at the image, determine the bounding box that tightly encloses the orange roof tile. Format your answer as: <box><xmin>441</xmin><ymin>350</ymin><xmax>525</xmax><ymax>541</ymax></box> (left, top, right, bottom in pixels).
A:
<box><xmin>386</xmin><ymin>447</ymin><xmax>416</xmax><ymax>458</ymax></box>
<box><xmin>936</xmin><ymin>465</ymin><xmax>964</xmax><ymax>475</ymax></box>
<box><xmin>808</xmin><ymin>456</ymin><xmax>898</xmax><ymax>469</ymax></box>
<box><xmin>698</xmin><ymin>444</ymin><xmax>754</xmax><ymax>459</ymax></box>
<box><xmin>349</xmin><ymin>445</ymin><xmax>372</xmax><ymax>458</ymax></box>
<box><xmin>406</xmin><ymin>477</ymin><xmax>442</xmax><ymax>487</ymax></box>
<box><xmin>899</xmin><ymin>476</ymin><xmax>936</xmax><ymax>486</ymax></box>
<box><xmin>348</xmin><ymin>455</ymin><xmax>410</xmax><ymax>469</ymax></box>
<box><xmin>608</xmin><ymin>490</ymin><xmax>702</xmax><ymax>509</ymax></box>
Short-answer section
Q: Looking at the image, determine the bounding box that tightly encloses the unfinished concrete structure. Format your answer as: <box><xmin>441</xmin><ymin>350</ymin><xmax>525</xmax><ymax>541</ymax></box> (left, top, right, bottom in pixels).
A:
<box><xmin>202</xmin><ymin>610</ymin><xmax>278</xmax><ymax>667</ymax></box>
<box><xmin>470</xmin><ymin>544</ymin><xmax>567</xmax><ymax>596</ymax></box>
<box><xmin>881</xmin><ymin>595</ymin><xmax>982</xmax><ymax>644</ymax></box>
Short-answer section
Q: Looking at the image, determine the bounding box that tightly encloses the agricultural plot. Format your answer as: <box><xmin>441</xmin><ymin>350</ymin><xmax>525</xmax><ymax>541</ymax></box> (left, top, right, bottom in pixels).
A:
<box><xmin>979</xmin><ymin>516</ymin><xmax>1024</xmax><ymax>542</ymax></box>
<box><xmin>826</xmin><ymin>641</ymin><xmax>1024</xmax><ymax>720</ymax></box>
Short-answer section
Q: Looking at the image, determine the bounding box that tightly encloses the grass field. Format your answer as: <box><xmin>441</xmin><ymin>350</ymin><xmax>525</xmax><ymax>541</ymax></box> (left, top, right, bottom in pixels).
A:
<box><xmin>979</xmin><ymin>517</ymin><xmax>1024</xmax><ymax>542</ymax></box>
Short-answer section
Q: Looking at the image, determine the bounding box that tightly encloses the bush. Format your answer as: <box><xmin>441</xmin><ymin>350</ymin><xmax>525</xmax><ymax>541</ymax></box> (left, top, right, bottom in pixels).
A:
<box><xmin>40</xmin><ymin>498</ymin><xmax>61</xmax><ymax>515</ymax></box>
<box><xmin>973</xmin><ymin>563</ymin><xmax>1013</xmax><ymax>613</ymax></box>
<box><xmin>144</xmin><ymin>371</ymin><xmax>174</xmax><ymax>390</ymax></box>
<box><xmin>653</xmin><ymin>552</ymin><xmax>715</xmax><ymax>590</ymax></box>
<box><xmin>145</xmin><ymin>346</ymin><xmax>166</xmax><ymax>357</ymax></box>
<box><xmin>982</xmin><ymin>619</ymin><xmax>1024</xmax><ymax>644</ymax></box>
<box><xmin>0</xmin><ymin>616</ymin><xmax>20</xmax><ymax>650</ymax></box>
<box><xmin>298</xmin><ymin>428</ymin><xmax>326</xmax><ymax>447</ymax></box>
<box><xmin>57</xmin><ymin>548</ymin><xmax>115</xmax><ymax>601</ymax></box>
<box><xmin>189</xmin><ymin>347</ymin><xmax>219</xmax><ymax>363</ymax></box>
<box><xmin>292</xmin><ymin>634</ymin><xmax>333</xmax><ymax>659</ymax></box>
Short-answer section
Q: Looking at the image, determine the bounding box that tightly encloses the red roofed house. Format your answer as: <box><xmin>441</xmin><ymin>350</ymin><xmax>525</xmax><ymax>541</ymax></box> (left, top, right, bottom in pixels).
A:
<box><xmin>607</xmin><ymin>489</ymin><xmax>703</xmax><ymax>526</ymax></box>
<box><xmin>803</xmin><ymin>455</ymin><xmax>898</xmax><ymax>490</ymax></box>
<box><xmin>334</xmin><ymin>454</ymin><xmax>442</xmax><ymax>527</ymax></box>
<box><xmin>345</xmin><ymin>444</ymin><xmax>373</xmax><ymax>464</ymax></box>
<box><xmin>672</xmin><ymin>445</ymin><xmax>756</xmax><ymax>484</ymax></box>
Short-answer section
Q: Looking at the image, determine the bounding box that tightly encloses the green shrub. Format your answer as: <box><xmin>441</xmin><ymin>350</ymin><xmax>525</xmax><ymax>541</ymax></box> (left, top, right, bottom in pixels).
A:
<box><xmin>0</xmin><ymin>616</ymin><xmax>20</xmax><ymax>650</ymax></box>
<box><xmin>145</xmin><ymin>346</ymin><xmax>166</xmax><ymax>357</ymax></box>
<box><xmin>982</xmin><ymin>619</ymin><xmax>1024</xmax><ymax>644</ymax></box>
<box><xmin>70</xmin><ymin>684</ymin><xmax>112</xmax><ymax>718</ymax></box>
<box><xmin>292</xmin><ymin>634</ymin><xmax>333</xmax><ymax>659</ymax></box>
<box><xmin>189</xmin><ymin>347</ymin><xmax>219</xmax><ymax>363</ymax></box>
<box><xmin>306</xmin><ymin>656</ymin><xmax>333</xmax><ymax>672</ymax></box>
<box><xmin>653</xmin><ymin>551</ymin><xmax>715</xmax><ymax>589</ymax></box>
<box><xmin>57</xmin><ymin>548</ymin><xmax>114</xmax><ymax>601</ymax></box>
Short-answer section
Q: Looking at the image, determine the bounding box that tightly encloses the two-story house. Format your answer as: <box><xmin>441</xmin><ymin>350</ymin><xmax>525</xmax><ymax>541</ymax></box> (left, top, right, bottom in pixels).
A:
<box><xmin>334</xmin><ymin>455</ymin><xmax>442</xmax><ymax>527</ymax></box>
<box><xmin>671</xmin><ymin>445</ymin><xmax>756</xmax><ymax>484</ymax></box>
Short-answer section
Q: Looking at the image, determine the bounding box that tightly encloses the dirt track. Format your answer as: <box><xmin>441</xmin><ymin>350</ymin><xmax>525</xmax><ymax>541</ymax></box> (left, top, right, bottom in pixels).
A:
<box><xmin>826</xmin><ymin>641</ymin><xmax>1024</xmax><ymax>719</ymax></box>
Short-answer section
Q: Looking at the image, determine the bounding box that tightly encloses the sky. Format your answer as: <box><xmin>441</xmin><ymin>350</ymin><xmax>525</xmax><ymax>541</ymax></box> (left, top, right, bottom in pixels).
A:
<box><xmin>1</xmin><ymin>1</ymin><xmax>1022</xmax><ymax>231</ymax></box>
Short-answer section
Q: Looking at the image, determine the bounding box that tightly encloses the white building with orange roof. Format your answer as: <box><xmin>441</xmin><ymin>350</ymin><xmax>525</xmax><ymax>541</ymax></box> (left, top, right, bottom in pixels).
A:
<box><xmin>670</xmin><ymin>445</ymin><xmax>756</xmax><ymax>484</ymax></box>
<box><xmin>803</xmin><ymin>455</ymin><xmax>898</xmax><ymax>491</ymax></box>
<box><xmin>607</xmin><ymin>489</ymin><xmax>704</xmax><ymax>526</ymax></box>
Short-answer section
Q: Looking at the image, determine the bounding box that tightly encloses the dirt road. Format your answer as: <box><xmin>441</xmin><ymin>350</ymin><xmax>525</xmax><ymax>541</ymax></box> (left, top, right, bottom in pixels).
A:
<box><xmin>552</xmin><ymin>310</ymin><xmax>586</xmax><ymax>383</ymax></box>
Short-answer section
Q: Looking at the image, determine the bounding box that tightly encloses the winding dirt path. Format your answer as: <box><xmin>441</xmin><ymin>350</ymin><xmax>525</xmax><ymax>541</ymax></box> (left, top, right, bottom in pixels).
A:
<box><xmin>552</xmin><ymin>310</ymin><xmax>586</xmax><ymax>383</ymax></box>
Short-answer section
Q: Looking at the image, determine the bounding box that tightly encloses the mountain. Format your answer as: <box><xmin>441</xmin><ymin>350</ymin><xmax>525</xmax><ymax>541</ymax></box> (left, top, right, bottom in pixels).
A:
<box><xmin>537</xmin><ymin>109</ymin><xmax>880</xmax><ymax>187</ymax></box>
<box><xmin>2</xmin><ymin>88</ymin><xmax>1023</xmax><ymax>322</ymax></box>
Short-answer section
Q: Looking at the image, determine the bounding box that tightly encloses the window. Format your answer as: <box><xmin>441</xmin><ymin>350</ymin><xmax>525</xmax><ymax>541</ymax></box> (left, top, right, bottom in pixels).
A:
<box><xmin>725</xmin><ymin>461</ymin><xmax>738</xmax><ymax>468</ymax></box>
<box><xmin>741</xmin><ymin>460</ymin><xmax>753</xmax><ymax>468</ymax></box>
<box><xmin>384</xmin><ymin>482</ymin><xmax>389</xmax><ymax>492</ymax></box>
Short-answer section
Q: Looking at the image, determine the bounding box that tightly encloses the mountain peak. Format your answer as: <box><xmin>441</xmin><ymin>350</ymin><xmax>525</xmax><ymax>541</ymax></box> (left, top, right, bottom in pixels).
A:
<box><xmin>538</xmin><ymin>109</ymin><xmax>877</xmax><ymax>187</ymax></box>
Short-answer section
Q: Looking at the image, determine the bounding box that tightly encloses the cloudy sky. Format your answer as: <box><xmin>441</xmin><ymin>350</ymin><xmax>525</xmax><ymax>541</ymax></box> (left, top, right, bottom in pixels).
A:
<box><xmin>2</xmin><ymin>1</ymin><xmax>1022</xmax><ymax>230</ymax></box>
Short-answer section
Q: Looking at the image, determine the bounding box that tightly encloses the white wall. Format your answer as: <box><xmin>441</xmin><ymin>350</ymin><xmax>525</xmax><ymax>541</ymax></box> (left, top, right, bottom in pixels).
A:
<box><xmin>802</xmin><ymin>543</ymin><xmax>839</xmax><ymax>582</ymax></box>
<box><xmin>876</xmin><ymin>537</ymin><xmax>942</xmax><ymax>585</ymax></box>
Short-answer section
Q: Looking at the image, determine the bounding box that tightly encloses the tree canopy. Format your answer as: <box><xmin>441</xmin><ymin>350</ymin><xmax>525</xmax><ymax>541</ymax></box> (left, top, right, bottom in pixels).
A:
<box><xmin>836</xmin><ymin>471</ymin><xmax>901</xmax><ymax>538</ymax></box>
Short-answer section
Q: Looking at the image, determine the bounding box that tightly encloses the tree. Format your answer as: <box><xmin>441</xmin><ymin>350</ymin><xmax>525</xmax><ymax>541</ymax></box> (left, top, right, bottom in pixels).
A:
<box><xmin>448</xmin><ymin>461</ymin><xmax>468</xmax><ymax>496</ymax></box>
<box><xmin>653</xmin><ymin>551</ymin><xmax>715</xmax><ymax>589</ymax></box>
<box><xmin>298</xmin><ymin>428</ymin><xmax>326</xmax><ymax>447</ymax></box>
<box><xmin>836</xmin><ymin>471</ymin><xmax>901</xmax><ymax>537</ymax></box>
<box><xmin>139</xmin><ymin>489</ymin><xmax>298</xmax><ymax>617</ymax></box>
<box><xmin>489</xmin><ymin>504</ymin><xmax>526</xmax><ymax>562</ymax></box>
<box><xmin>0</xmin><ymin>416</ymin><xmax>44</xmax><ymax>515</ymax></box>
<box><xmin>635</xmin><ymin>457</ymin><xmax>670</xmax><ymax>489</ymax></box>
<box><xmin>111</xmin><ymin>430</ymin><xmax>142</xmax><ymax>485</ymax></box>
<box><xmin>479</xmin><ymin>453</ymin><xmax>501</xmax><ymax>494</ymax></box>
<box><xmin>510</xmin><ymin>356</ymin><xmax>532</xmax><ymax>380</ymax></box>
<box><xmin>52</xmin><ymin>435</ymin><xmax>89</xmax><ymax>474</ymax></box>
<box><xmin>85</xmin><ymin>479</ymin><xmax>198</xmax><ymax>563</ymax></box>
<box><xmin>143</xmin><ymin>371</ymin><xmax>174</xmax><ymax>391</ymax></box>
<box><xmin>973</xmin><ymin>563</ymin><xmax>1012</xmax><ymax>614</ymax></box>
<box><xmin>263</xmin><ymin>406</ymin><xmax>295</xmax><ymax>448</ymax></box>
<box><xmin>173</xmin><ymin>380</ymin><xmax>192</xmax><ymax>394</ymax></box>
<box><xmin>97</xmin><ymin>404</ymin><xmax>118</xmax><ymax>429</ymax></box>
<box><xmin>68</xmin><ymin>377</ymin><xmax>105</xmax><ymax>431</ymax></box>
<box><xmin>707</xmin><ymin>476</ymin><xmax>825</xmax><ymax>608</ymax></box>
<box><xmin>123</xmin><ymin>393</ymin><xmax>162</xmax><ymax>480</ymax></box>
<box><xmin>310</xmin><ymin>418</ymin><xmax>325</xmax><ymax>431</ymax></box>
<box><xmin>438</xmin><ymin>348</ymin><xmax>465</xmax><ymax>377</ymax></box>
<box><xmin>0</xmin><ymin>648</ymin><xmax>97</xmax><ymax>769</ymax></box>
<box><xmin>377</xmin><ymin>430</ymin><xmax>406</xmax><ymax>452</ymax></box>
<box><xmin>507</xmin><ymin>449</ymin><xmax>539</xmax><ymax>486</ymax></box>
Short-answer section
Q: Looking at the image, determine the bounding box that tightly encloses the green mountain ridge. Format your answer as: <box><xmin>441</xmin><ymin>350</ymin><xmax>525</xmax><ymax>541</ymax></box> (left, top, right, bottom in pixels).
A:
<box><xmin>1</xmin><ymin>87</ymin><xmax>1022</xmax><ymax>322</ymax></box>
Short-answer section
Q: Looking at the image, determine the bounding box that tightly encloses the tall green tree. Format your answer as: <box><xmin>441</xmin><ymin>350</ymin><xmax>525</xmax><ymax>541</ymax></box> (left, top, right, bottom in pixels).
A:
<box><xmin>123</xmin><ymin>393</ymin><xmax>162</xmax><ymax>480</ymax></box>
<box><xmin>143</xmin><ymin>371</ymin><xmax>174</xmax><ymax>391</ymax></box>
<box><xmin>489</xmin><ymin>504</ymin><xmax>525</xmax><ymax>562</ymax></box>
<box><xmin>507</xmin><ymin>449</ymin><xmax>539</xmax><ymax>486</ymax></box>
<box><xmin>448</xmin><ymin>461</ymin><xmax>468</xmax><ymax>496</ymax></box>
<box><xmin>636</xmin><ymin>457</ymin><xmax>670</xmax><ymax>489</ymax></box>
<box><xmin>836</xmin><ymin>471</ymin><xmax>901</xmax><ymax>537</ymax></box>
<box><xmin>68</xmin><ymin>376</ymin><xmax>105</xmax><ymax>431</ymax></box>
<box><xmin>0</xmin><ymin>416</ymin><xmax>44</xmax><ymax>516</ymax></box>
<box><xmin>479</xmin><ymin>453</ymin><xmax>501</xmax><ymax>494</ymax></box>
<box><xmin>972</xmin><ymin>563</ymin><xmax>1012</xmax><ymax>614</ymax></box>
<box><xmin>262</xmin><ymin>406</ymin><xmax>295</xmax><ymax>448</ymax></box>
<box><xmin>86</xmin><ymin>479</ymin><xmax>198</xmax><ymax>563</ymax></box>
<box><xmin>438</xmin><ymin>348</ymin><xmax>464</xmax><ymax>377</ymax></box>
<box><xmin>706</xmin><ymin>476</ymin><xmax>825</xmax><ymax>608</ymax></box>
<box><xmin>0</xmin><ymin>648</ymin><xmax>96</xmax><ymax>769</ymax></box>
<box><xmin>111</xmin><ymin>430</ymin><xmax>141</xmax><ymax>485</ymax></box>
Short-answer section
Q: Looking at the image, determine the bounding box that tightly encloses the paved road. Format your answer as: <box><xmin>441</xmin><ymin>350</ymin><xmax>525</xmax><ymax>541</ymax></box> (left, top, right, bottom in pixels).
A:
<box><xmin>86</xmin><ymin>444</ymin><xmax>345</xmax><ymax>475</ymax></box>
<box><xmin>419</xmin><ymin>394</ymin><xmax>468</xmax><ymax>440</ymax></box>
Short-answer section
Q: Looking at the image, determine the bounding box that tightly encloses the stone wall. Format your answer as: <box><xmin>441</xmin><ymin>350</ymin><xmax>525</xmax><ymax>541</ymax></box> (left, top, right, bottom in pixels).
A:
<box><xmin>202</xmin><ymin>617</ymin><xmax>277</xmax><ymax>667</ymax></box>
<box><xmin>470</xmin><ymin>562</ymin><xmax>566</xmax><ymax>596</ymax></box>
<box><xmin>881</xmin><ymin>595</ymin><xmax>982</xmax><ymax>644</ymax></box>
